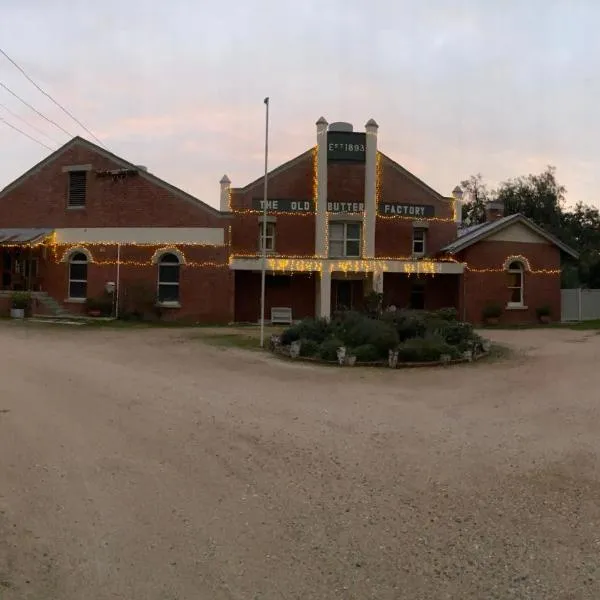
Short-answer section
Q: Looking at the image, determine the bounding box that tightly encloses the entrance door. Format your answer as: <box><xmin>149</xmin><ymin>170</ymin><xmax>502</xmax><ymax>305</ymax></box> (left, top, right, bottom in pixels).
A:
<box><xmin>332</xmin><ymin>280</ymin><xmax>363</xmax><ymax>313</ymax></box>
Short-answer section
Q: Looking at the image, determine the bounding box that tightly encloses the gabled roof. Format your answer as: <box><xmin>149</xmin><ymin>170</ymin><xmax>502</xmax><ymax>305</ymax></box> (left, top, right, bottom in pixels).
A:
<box><xmin>0</xmin><ymin>137</ymin><xmax>228</xmax><ymax>219</ymax></box>
<box><xmin>0</xmin><ymin>228</ymin><xmax>53</xmax><ymax>244</ymax></box>
<box><xmin>442</xmin><ymin>213</ymin><xmax>579</xmax><ymax>259</ymax></box>
<box><xmin>232</xmin><ymin>148</ymin><xmax>314</xmax><ymax>193</ymax></box>
<box><xmin>378</xmin><ymin>152</ymin><xmax>451</xmax><ymax>204</ymax></box>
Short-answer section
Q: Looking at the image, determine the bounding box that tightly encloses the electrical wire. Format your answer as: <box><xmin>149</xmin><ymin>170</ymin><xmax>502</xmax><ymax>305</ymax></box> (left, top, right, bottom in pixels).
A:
<box><xmin>0</xmin><ymin>80</ymin><xmax>73</xmax><ymax>138</ymax></box>
<box><xmin>0</xmin><ymin>48</ymin><xmax>106</xmax><ymax>148</ymax></box>
<box><xmin>0</xmin><ymin>102</ymin><xmax>59</xmax><ymax>145</ymax></box>
<box><xmin>0</xmin><ymin>116</ymin><xmax>53</xmax><ymax>151</ymax></box>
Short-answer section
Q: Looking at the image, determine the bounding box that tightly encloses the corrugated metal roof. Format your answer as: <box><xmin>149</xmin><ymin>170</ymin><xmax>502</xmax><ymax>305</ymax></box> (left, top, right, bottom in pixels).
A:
<box><xmin>441</xmin><ymin>214</ymin><xmax>579</xmax><ymax>259</ymax></box>
<box><xmin>0</xmin><ymin>228</ymin><xmax>53</xmax><ymax>244</ymax></box>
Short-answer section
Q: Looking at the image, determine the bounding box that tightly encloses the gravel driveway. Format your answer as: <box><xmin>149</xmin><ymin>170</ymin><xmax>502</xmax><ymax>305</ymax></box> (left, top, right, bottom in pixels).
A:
<box><xmin>1</xmin><ymin>323</ymin><xmax>600</xmax><ymax>599</ymax></box>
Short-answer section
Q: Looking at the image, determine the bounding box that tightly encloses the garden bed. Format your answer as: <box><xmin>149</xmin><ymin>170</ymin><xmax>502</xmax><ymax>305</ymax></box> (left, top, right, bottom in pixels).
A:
<box><xmin>269</xmin><ymin>307</ymin><xmax>491</xmax><ymax>369</ymax></box>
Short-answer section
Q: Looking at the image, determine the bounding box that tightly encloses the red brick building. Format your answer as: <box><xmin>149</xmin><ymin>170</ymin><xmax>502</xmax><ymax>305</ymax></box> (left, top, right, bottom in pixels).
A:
<box><xmin>0</xmin><ymin>137</ymin><xmax>233</xmax><ymax>322</ymax></box>
<box><xmin>227</xmin><ymin>118</ymin><xmax>577</xmax><ymax>325</ymax></box>
<box><xmin>0</xmin><ymin>119</ymin><xmax>577</xmax><ymax>324</ymax></box>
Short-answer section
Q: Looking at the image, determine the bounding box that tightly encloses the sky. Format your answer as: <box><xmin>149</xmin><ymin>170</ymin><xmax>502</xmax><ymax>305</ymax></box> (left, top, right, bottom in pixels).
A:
<box><xmin>1</xmin><ymin>0</ymin><xmax>599</xmax><ymax>209</ymax></box>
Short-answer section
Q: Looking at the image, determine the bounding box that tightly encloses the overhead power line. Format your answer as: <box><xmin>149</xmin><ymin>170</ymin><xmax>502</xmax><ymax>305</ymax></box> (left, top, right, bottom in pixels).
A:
<box><xmin>0</xmin><ymin>102</ymin><xmax>59</xmax><ymax>145</ymax></box>
<box><xmin>0</xmin><ymin>80</ymin><xmax>74</xmax><ymax>138</ymax></box>
<box><xmin>0</xmin><ymin>116</ymin><xmax>54</xmax><ymax>151</ymax></box>
<box><xmin>0</xmin><ymin>48</ymin><xmax>106</xmax><ymax>148</ymax></box>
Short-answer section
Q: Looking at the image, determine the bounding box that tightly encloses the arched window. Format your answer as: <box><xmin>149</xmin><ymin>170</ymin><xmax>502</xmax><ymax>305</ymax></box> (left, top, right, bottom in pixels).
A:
<box><xmin>158</xmin><ymin>252</ymin><xmax>180</xmax><ymax>303</ymax></box>
<box><xmin>507</xmin><ymin>260</ymin><xmax>524</xmax><ymax>306</ymax></box>
<box><xmin>68</xmin><ymin>252</ymin><xmax>88</xmax><ymax>299</ymax></box>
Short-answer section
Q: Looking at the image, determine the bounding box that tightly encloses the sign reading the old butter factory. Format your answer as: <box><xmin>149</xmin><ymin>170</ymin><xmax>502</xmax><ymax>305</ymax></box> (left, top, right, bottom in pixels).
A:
<box><xmin>378</xmin><ymin>203</ymin><xmax>435</xmax><ymax>218</ymax></box>
<box><xmin>251</xmin><ymin>199</ymin><xmax>313</xmax><ymax>213</ymax></box>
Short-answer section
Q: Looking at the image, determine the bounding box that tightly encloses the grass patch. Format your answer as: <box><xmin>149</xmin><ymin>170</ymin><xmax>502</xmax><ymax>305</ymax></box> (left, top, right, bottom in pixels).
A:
<box><xmin>192</xmin><ymin>332</ymin><xmax>263</xmax><ymax>351</ymax></box>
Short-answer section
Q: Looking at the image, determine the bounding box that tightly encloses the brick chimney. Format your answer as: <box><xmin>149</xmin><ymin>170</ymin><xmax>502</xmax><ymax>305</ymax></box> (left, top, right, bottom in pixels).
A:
<box><xmin>485</xmin><ymin>200</ymin><xmax>504</xmax><ymax>222</ymax></box>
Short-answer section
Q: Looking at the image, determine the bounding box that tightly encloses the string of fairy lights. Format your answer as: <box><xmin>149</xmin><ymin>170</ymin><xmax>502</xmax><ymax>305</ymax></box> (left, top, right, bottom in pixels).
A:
<box><xmin>4</xmin><ymin>152</ymin><xmax>560</xmax><ymax>277</ymax></box>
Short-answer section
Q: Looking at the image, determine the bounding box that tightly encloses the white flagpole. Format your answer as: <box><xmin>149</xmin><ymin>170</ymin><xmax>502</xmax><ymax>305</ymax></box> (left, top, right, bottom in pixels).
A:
<box><xmin>259</xmin><ymin>97</ymin><xmax>270</xmax><ymax>348</ymax></box>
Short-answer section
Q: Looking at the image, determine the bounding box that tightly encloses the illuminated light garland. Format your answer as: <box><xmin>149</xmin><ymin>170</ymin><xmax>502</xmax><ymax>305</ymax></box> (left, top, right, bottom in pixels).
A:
<box><xmin>87</xmin><ymin>260</ymin><xmax>228</xmax><ymax>269</ymax></box>
<box><xmin>231</xmin><ymin>209</ymin><xmax>315</xmax><ymax>217</ymax></box>
<box><xmin>230</xmin><ymin>252</ymin><xmax>460</xmax><ymax>263</ymax></box>
<box><xmin>376</xmin><ymin>151</ymin><xmax>383</xmax><ymax>204</ymax></box>
<box><xmin>376</xmin><ymin>213</ymin><xmax>455</xmax><ymax>223</ymax></box>
<box><xmin>466</xmin><ymin>255</ymin><xmax>560</xmax><ymax>275</ymax></box>
<box><xmin>502</xmin><ymin>254</ymin><xmax>531</xmax><ymax>271</ymax></box>
<box><xmin>312</xmin><ymin>145</ymin><xmax>318</xmax><ymax>205</ymax></box>
<box><xmin>50</xmin><ymin>240</ymin><xmax>225</xmax><ymax>248</ymax></box>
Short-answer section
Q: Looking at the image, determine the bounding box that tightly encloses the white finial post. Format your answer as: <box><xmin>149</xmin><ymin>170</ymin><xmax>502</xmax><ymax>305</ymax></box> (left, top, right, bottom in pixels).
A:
<box><xmin>220</xmin><ymin>175</ymin><xmax>231</xmax><ymax>211</ymax></box>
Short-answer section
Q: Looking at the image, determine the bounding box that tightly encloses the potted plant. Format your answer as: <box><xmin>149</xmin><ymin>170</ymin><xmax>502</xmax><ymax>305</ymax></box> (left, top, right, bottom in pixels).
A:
<box><xmin>536</xmin><ymin>305</ymin><xmax>551</xmax><ymax>324</ymax></box>
<box><xmin>10</xmin><ymin>291</ymin><xmax>31</xmax><ymax>319</ymax></box>
<box><xmin>482</xmin><ymin>302</ymin><xmax>502</xmax><ymax>326</ymax></box>
<box><xmin>85</xmin><ymin>294</ymin><xmax>113</xmax><ymax>317</ymax></box>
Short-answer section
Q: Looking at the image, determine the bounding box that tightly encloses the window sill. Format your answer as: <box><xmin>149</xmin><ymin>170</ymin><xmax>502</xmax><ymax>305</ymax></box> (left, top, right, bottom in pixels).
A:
<box><xmin>66</xmin><ymin>206</ymin><xmax>86</xmax><ymax>210</ymax></box>
<box><xmin>506</xmin><ymin>304</ymin><xmax>528</xmax><ymax>310</ymax></box>
<box><xmin>64</xmin><ymin>297</ymin><xmax>86</xmax><ymax>304</ymax></box>
<box><xmin>156</xmin><ymin>301</ymin><xmax>181</xmax><ymax>309</ymax></box>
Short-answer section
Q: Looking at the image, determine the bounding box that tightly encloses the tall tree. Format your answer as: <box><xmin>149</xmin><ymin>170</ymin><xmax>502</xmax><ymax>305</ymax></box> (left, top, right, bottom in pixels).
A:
<box><xmin>496</xmin><ymin>166</ymin><xmax>565</xmax><ymax>236</ymax></box>
<box><xmin>459</xmin><ymin>174</ymin><xmax>492</xmax><ymax>226</ymax></box>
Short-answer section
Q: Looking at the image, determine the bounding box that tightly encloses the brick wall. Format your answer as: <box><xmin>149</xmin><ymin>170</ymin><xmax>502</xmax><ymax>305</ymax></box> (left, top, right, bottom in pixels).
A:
<box><xmin>458</xmin><ymin>241</ymin><xmax>561</xmax><ymax>324</ymax></box>
<box><xmin>41</xmin><ymin>244</ymin><xmax>233</xmax><ymax>323</ymax></box>
<box><xmin>230</xmin><ymin>152</ymin><xmax>315</xmax><ymax>255</ymax></box>
<box><xmin>0</xmin><ymin>139</ymin><xmax>232</xmax><ymax>323</ymax></box>
<box><xmin>0</xmin><ymin>142</ymin><xmax>227</xmax><ymax>229</ymax></box>
<box><xmin>234</xmin><ymin>272</ymin><xmax>315</xmax><ymax>322</ymax></box>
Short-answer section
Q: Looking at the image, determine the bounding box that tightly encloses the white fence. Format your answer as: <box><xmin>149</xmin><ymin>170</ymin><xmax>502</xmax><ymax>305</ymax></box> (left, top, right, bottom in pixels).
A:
<box><xmin>561</xmin><ymin>288</ymin><xmax>600</xmax><ymax>322</ymax></box>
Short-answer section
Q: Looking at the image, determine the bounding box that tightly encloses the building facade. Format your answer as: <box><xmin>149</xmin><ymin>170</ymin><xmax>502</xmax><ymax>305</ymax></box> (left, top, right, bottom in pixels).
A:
<box><xmin>0</xmin><ymin>139</ymin><xmax>233</xmax><ymax>322</ymax></box>
<box><xmin>0</xmin><ymin>119</ymin><xmax>577</xmax><ymax>324</ymax></box>
<box><xmin>226</xmin><ymin>118</ymin><xmax>577</xmax><ymax>325</ymax></box>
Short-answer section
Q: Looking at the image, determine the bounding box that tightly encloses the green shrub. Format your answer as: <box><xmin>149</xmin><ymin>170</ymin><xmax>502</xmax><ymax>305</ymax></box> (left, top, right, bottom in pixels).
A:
<box><xmin>435</xmin><ymin>307</ymin><xmax>458</xmax><ymax>321</ymax></box>
<box><xmin>280</xmin><ymin>325</ymin><xmax>301</xmax><ymax>345</ymax></box>
<box><xmin>11</xmin><ymin>291</ymin><xmax>31</xmax><ymax>309</ymax></box>
<box><xmin>351</xmin><ymin>344</ymin><xmax>381</xmax><ymax>362</ymax></box>
<box><xmin>382</xmin><ymin>310</ymin><xmax>427</xmax><ymax>341</ymax></box>
<box><xmin>438</xmin><ymin>321</ymin><xmax>474</xmax><ymax>346</ymax></box>
<box><xmin>86</xmin><ymin>293</ymin><xmax>113</xmax><ymax>316</ymax></box>
<box><xmin>333</xmin><ymin>312</ymin><xmax>398</xmax><ymax>355</ymax></box>
<box><xmin>397</xmin><ymin>335</ymin><xmax>460</xmax><ymax>363</ymax></box>
<box><xmin>318</xmin><ymin>337</ymin><xmax>344</xmax><ymax>361</ymax></box>
<box><xmin>299</xmin><ymin>339</ymin><xmax>319</xmax><ymax>357</ymax></box>
<box><xmin>280</xmin><ymin>318</ymin><xmax>330</xmax><ymax>345</ymax></box>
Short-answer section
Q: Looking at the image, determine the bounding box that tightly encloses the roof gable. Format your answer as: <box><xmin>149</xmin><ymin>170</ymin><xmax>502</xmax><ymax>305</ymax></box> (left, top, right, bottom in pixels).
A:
<box><xmin>442</xmin><ymin>213</ymin><xmax>579</xmax><ymax>259</ymax></box>
<box><xmin>378</xmin><ymin>152</ymin><xmax>449</xmax><ymax>203</ymax></box>
<box><xmin>0</xmin><ymin>136</ymin><xmax>226</xmax><ymax>218</ymax></box>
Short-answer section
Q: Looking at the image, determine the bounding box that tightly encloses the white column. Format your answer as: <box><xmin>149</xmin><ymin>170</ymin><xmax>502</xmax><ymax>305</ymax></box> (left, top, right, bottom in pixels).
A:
<box><xmin>363</xmin><ymin>119</ymin><xmax>378</xmax><ymax>258</ymax></box>
<box><xmin>219</xmin><ymin>175</ymin><xmax>231</xmax><ymax>211</ymax></box>
<box><xmin>318</xmin><ymin>269</ymin><xmax>331</xmax><ymax>319</ymax></box>
<box><xmin>315</xmin><ymin>117</ymin><xmax>328</xmax><ymax>257</ymax></box>
<box><xmin>452</xmin><ymin>185</ymin><xmax>463</xmax><ymax>224</ymax></box>
<box><xmin>372</xmin><ymin>270</ymin><xmax>384</xmax><ymax>293</ymax></box>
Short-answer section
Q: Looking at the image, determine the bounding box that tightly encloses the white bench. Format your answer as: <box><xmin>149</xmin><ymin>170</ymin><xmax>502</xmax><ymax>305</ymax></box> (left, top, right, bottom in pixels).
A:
<box><xmin>271</xmin><ymin>307</ymin><xmax>292</xmax><ymax>324</ymax></box>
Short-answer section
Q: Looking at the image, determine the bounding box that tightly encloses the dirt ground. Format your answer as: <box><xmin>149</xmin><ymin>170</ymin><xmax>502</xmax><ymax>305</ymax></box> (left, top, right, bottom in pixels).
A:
<box><xmin>1</xmin><ymin>323</ymin><xmax>600</xmax><ymax>599</ymax></box>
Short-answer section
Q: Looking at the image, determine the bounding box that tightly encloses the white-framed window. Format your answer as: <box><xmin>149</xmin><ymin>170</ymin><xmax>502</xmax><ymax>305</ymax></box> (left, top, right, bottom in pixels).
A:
<box><xmin>68</xmin><ymin>252</ymin><xmax>88</xmax><ymax>299</ymax></box>
<box><xmin>412</xmin><ymin>229</ymin><xmax>426</xmax><ymax>256</ymax></box>
<box><xmin>157</xmin><ymin>252</ymin><xmax>181</xmax><ymax>303</ymax></box>
<box><xmin>259</xmin><ymin>222</ymin><xmax>276</xmax><ymax>252</ymax></box>
<box><xmin>507</xmin><ymin>260</ymin><xmax>524</xmax><ymax>306</ymax></box>
<box><xmin>329</xmin><ymin>222</ymin><xmax>361</xmax><ymax>258</ymax></box>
